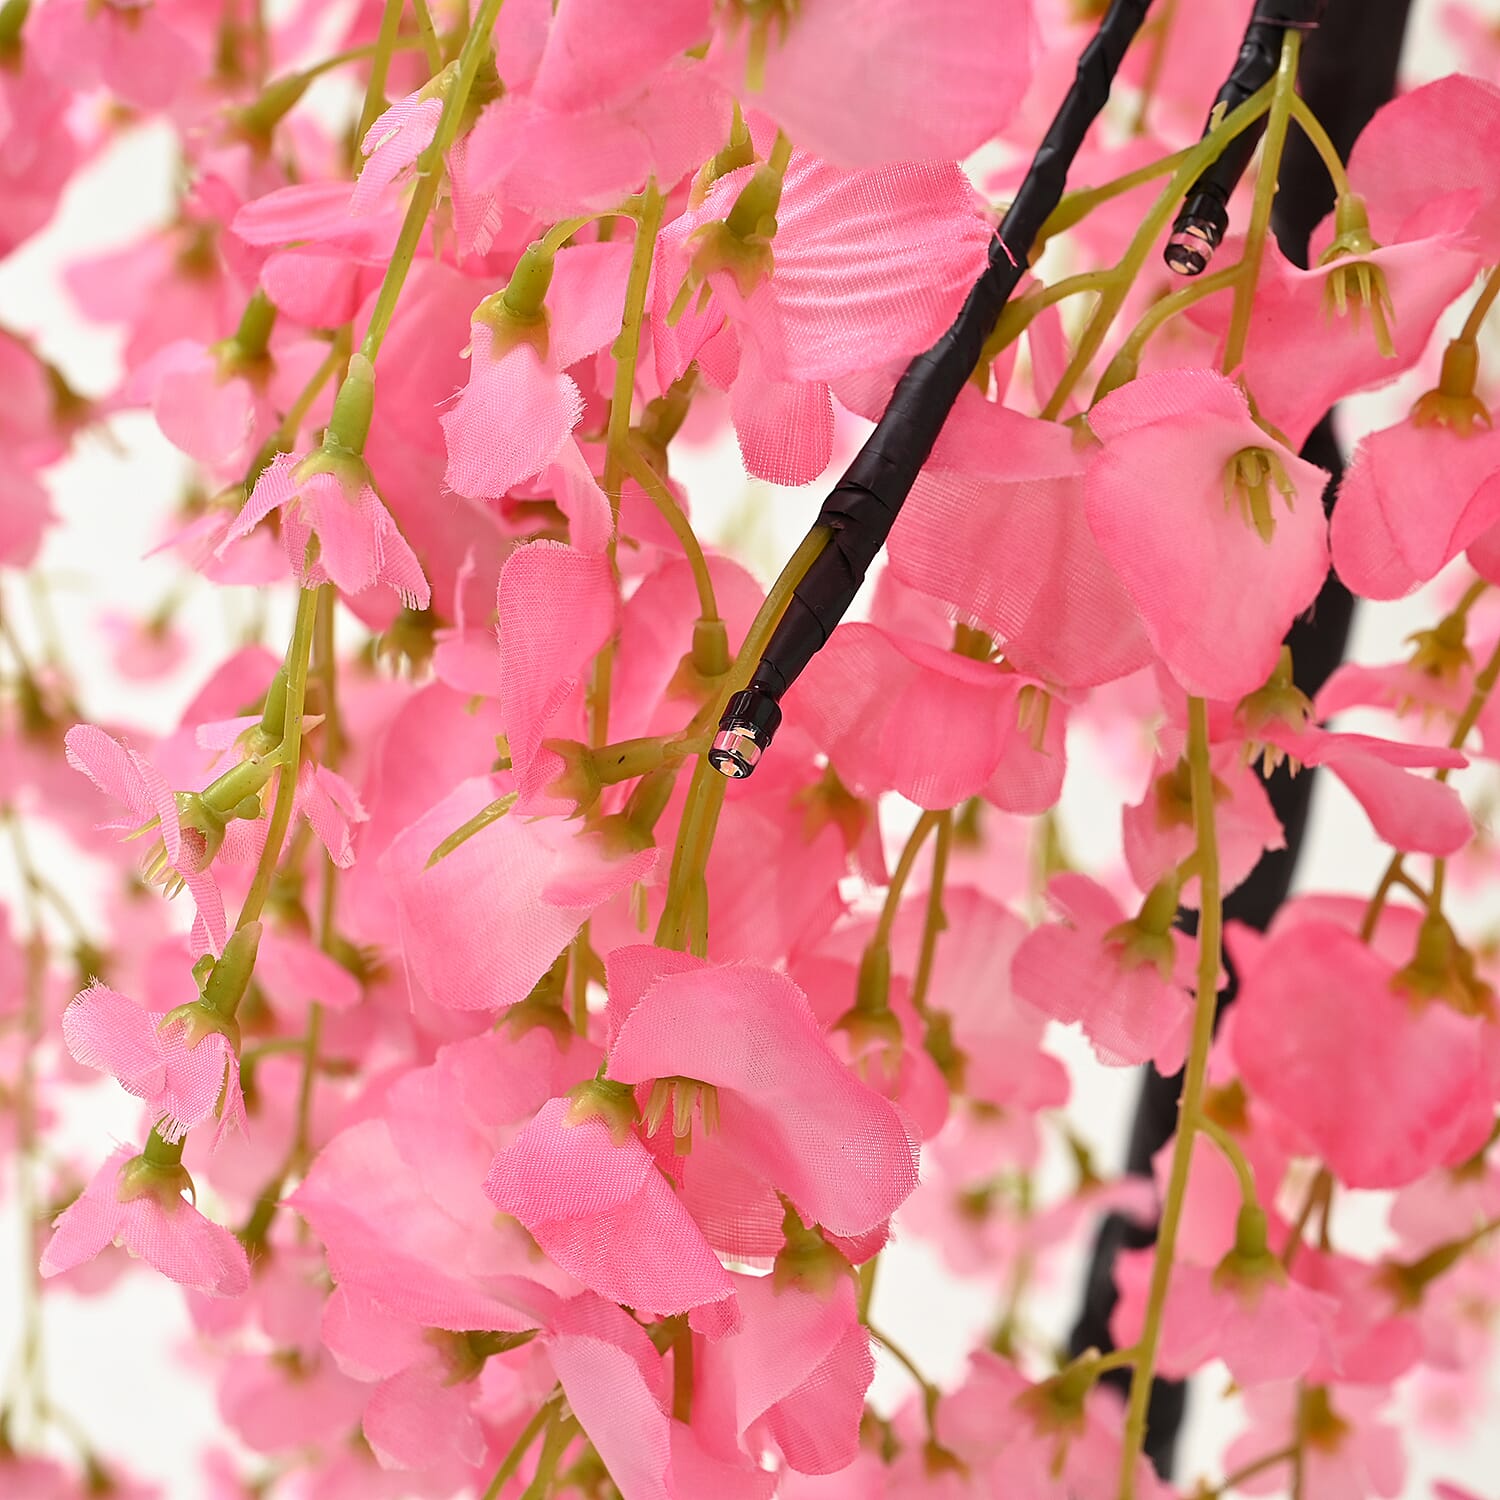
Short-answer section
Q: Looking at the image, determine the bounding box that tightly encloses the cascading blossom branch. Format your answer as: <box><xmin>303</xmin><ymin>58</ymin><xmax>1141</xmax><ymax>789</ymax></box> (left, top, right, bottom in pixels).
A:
<box><xmin>2</xmin><ymin>0</ymin><xmax>1500</xmax><ymax>1497</ymax></box>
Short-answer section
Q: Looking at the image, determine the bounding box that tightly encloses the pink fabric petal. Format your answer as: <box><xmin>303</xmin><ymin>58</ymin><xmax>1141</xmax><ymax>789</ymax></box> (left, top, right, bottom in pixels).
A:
<box><xmin>1331</xmin><ymin>421</ymin><xmax>1500</xmax><ymax>600</ymax></box>
<box><xmin>42</xmin><ymin>1147</ymin><xmax>249</xmax><ymax>1296</ymax></box>
<box><xmin>484</xmin><ymin>1098</ymin><xmax>738</xmax><ymax>1322</ymax></box>
<box><xmin>1325</xmin><ymin>754</ymin><xmax>1472</xmax><ymax>857</ymax></box>
<box><xmin>547</xmin><ymin>240</ymin><xmax>634</xmax><ymax>370</ymax></box>
<box><xmin>729</xmin><ymin>346</ymin><xmax>833</xmax><ymax>486</ymax></box>
<box><xmin>1011</xmin><ymin>874</ymin><xmax>1194</xmax><ymax>1073</ymax></box>
<box><xmin>384</xmin><ymin>775</ymin><xmax>653</xmax><ymax>1013</ymax></box>
<box><xmin>792</xmin><ymin>623</ymin><xmax>1038</xmax><ymax>810</ymax></box>
<box><xmin>497</xmin><ymin>540</ymin><xmax>618</xmax><ymax>788</ymax></box>
<box><xmin>353</xmin><ymin>94</ymin><xmax>444</xmax><ymax>216</ymax></box>
<box><xmin>707</xmin><ymin>0</ymin><xmax>1031</xmax><ymax>166</ymax></box>
<box><xmin>363</xmin><ymin>1362</ymin><xmax>484</xmax><ymax>1471</ymax></box>
<box><xmin>64</xmin><ymin>723</ymin><xmax>156</xmax><ymax>825</ymax></box>
<box><xmin>606</xmin><ymin>958</ymin><xmax>920</xmax><ymax>1237</ymax></box>
<box><xmin>1233</xmin><ymin>921</ymin><xmax>1492</xmax><ymax>1188</ymax></box>
<box><xmin>757</xmin><ymin>153</ymin><xmax>991</xmax><ymax>381</ymax></box>
<box><xmin>62</xmin><ymin>983</ymin><xmax>167</xmax><ymax>1099</ymax></box>
<box><xmin>530</xmin><ymin>0</ymin><xmax>712</xmax><ymax>112</ymax></box>
<box><xmin>442</xmin><ymin>323</ymin><xmax>584</xmax><ymax>500</ymax></box>
<box><xmin>1084</xmin><ymin>368</ymin><xmax>1330</xmax><ymax>700</ymax></box>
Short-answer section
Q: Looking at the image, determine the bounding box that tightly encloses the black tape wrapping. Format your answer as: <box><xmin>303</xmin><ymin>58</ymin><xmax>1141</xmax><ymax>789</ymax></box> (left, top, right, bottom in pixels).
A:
<box><xmin>744</xmin><ymin>0</ymin><xmax>1157</xmax><ymax>709</ymax></box>
<box><xmin>1172</xmin><ymin>0</ymin><xmax>1330</xmax><ymax>245</ymax></box>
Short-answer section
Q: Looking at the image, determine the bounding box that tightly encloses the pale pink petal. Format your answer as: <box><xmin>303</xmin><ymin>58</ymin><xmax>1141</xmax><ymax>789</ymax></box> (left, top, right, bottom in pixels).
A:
<box><xmin>792</xmin><ymin>624</ymin><xmax>1021</xmax><ymax>810</ymax></box>
<box><xmin>707</xmin><ymin>0</ymin><xmax>1031</xmax><ymax>166</ymax></box>
<box><xmin>484</xmin><ymin>1098</ymin><xmax>739</xmax><ymax>1322</ymax></box>
<box><xmin>363</xmin><ymin>1362</ymin><xmax>484</xmax><ymax>1471</ymax></box>
<box><xmin>546</xmin><ymin>240</ymin><xmax>634</xmax><ymax>370</ymax></box>
<box><xmin>353</xmin><ymin>95</ymin><xmax>444</xmax><ymax>216</ymax></box>
<box><xmin>1011</xmin><ymin>874</ymin><xmax>1194</xmax><ymax>1073</ymax></box>
<box><xmin>1233</xmin><ymin>921</ymin><xmax>1492</xmax><ymax>1188</ymax></box>
<box><xmin>63</xmin><ymin>723</ymin><xmax>156</xmax><ymax>825</ymax></box>
<box><xmin>442</xmin><ymin>324</ymin><xmax>584</xmax><ymax>499</ymax></box>
<box><xmin>729</xmin><ymin>347</ymin><xmax>833</xmax><ymax>486</ymax></box>
<box><xmin>61</xmin><ymin>983</ymin><xmax>167</xmax><ymax>1099</ymax></box>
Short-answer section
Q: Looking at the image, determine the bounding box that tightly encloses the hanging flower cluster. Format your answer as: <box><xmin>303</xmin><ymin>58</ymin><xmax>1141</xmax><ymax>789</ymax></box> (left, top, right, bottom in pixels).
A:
<box><xmin>2</xmin><ymin>0</ymin><xmax>1500</xmax><ymax>1497</ymax></box>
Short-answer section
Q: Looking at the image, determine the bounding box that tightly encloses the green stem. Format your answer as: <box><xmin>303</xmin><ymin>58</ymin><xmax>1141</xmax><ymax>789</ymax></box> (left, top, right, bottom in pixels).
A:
<box><xmin>1093</xmin><ymin>262</ymin><xmax>1241</xmax><ymax>401</ymax></box>
<box><xmin>654</xmin><ymin>527</ymin><xmax>831</xmax><ymax>951</ymax></box>
<box><xmin>1117</xmin><ymin>695</ymin><xmax>1224</xmax><ymax>1499</ymax></box>
<box><xmin>1198</xmin><ymin>1115</ymin><xmax>1259</xmax><ymax>1208</ymax></box>
<box><xmin>1362</xmin><ymin>631</ymin><xmax>1500</xmax><ymax>939</ymax></box>
<box><xmin>358</xmin><ymin>0</ymin><xmax>508</xmax><ymax>366</ymax></box>
<box><xmin>1208</xmin><ymin>1445</ymin><xmax>1297</xmax><ymax>1497</ymax></box>
<box><xmin>482</xmin><ymin>1399</ymin><xmax>557</xmax><ymax>1500</ymax></box>
<box><xmin>1128</xmin><ymin>0</ymin><xmax>1179</xmax><ymax>135</ymax></box>
<box><xmin>867</xmin><ymin>1321</ymin><xmax>940</xmax><ymax>1436</ymax></box>
<box><xmin>909</xmin><ymin>810</ymin><xmax>953</xmax><ymax>1016</ymax></box>
<box><xmin>519</xmin><ymin>1409</ymin><xmax>577</xmax><ymax>1500</ymax></box>
<box><xmin>620</xmin><ymin>441</ymin><xmax>719</xmax><ymax>621</ymax></box>
<box><xmin>410</xmin><ymin>0</ymin><xmax>443</xmax><ymax>74</ymax></box>
<box><xmin>602</xmin><ymin>183</ymin><xmax>664</xmax><ymax>525</ymax></box>
<box><xmin>235</xmin><ymin>587</ymin><xmax>319</xmax><ymax>931</ymax></box>
<box><xmin>589</xmin><ymin>182</ymin><xmax>664</xmax><ymax>749</ymax></box>
<box><xmin>1038</xmin><ymin>81</ymin><xmax>1275</xmax><ymax>420</ymax></box>
<box><xmin>872</xmin><ymin>811</ymin><xmax>943</xmax><ymax>953</ymax></box>
<box><xmin>1036</xmin><ymin>141</ymin><xmax>1198</xmax><ymax>244</ymax></box>
<box><xmin>1460</xmin><ymin>265</ymin><xmax>1500</xmax><ymax>343</ymax></box>
<box><xmin>356</xmin><ymin>0</ymin><xmax>408</xmax><ymax>141</ymax></box>
<box><xmin>3</xmin><ymin>814</ymin><xmax>46</xmax><ymax>1439</ymax></box>
<box><xmin>1222</xmin><ymin>30</ymin><xmax>1301</xmax><ymax>374</ymax></box>
<box><xmin>1287</xmin><ymin>94</ymin><xmax>1352</xmax><ymax>199</ymax></box>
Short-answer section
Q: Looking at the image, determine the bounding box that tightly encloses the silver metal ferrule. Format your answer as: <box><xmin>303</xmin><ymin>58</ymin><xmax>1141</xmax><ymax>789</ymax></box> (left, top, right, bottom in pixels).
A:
<box><xmin>709</xmin><ymin>727</ymin><xmax>763</xmax><ymax>779</ymax></box>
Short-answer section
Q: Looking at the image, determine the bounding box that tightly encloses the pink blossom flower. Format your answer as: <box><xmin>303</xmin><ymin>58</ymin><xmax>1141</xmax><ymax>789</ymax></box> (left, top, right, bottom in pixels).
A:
<box><xmin>383</xmin><ymin>774</ymin><xmax>655</xmax><ymax>1012</ymax></box>
<box><xmin>605</xmin><ymin>946</ymin><xmax>921</xmax><ymax>1238</ymax></box>
<box><xmin>886</xmin><ymin>399</ymin><xmax>1152</xmax><ymax>689</ymax></box>
<box><xmin>1224</xmin><ymin>1384</ymin><xmax>1405</xmax><ymax>1499</ymax></box>
<box><xmin>1111</xmin><ymin>1243</ymin><xmax>1331</xmax><ymax>1387</ymax></box>
<box><xmin>1233</xmin><ymin>917</ymin><xmax>1495</xmax><ymax>1189</ymax></box>
<box><xmin>1012</xmin><ymin>873</ymin><xmax>1196</xmax><ymax>1072</ymax></box>
<box><xmin>440</xmin><ymin>242</ymin><xmax>631</xmax><ymax>501</ymax></box>
<box><xmin>696</xmin><ymin>1271</ymin><xmax>873</xmax><ymax>1475</ymax></box>
<box><xmin>1332</xmin><ymin>416</ymin><xmax>1500</xmax><ymax>602</ymax></box>
<box><xmin>466</xmin><ymin>0</ymin><xmax>727</xmax><ymax>219</ymax></box>
<box><xmin>64</xmin><ymin>723</ymin><xmax>229</xmax><ymax>954</ymax></box>
<box><xmin>652</xmin><ymin>150</ymin><xmax>990</xmax><ymax>485</ymax></box>
<box><xmin>30</xmin><ymin>0</ymin><xmax>206</xmax><ymax>111</ymax></box>
<box><xmin>704</xmin><ymin>0</ymin><xmax>1032</xmax><ymax>167</ymax></box>
<box><xmin>1345</xmin><ymin>74</ymin><xmax>1500</xmax><ymax>259</ymax></box>
<box><xmin>41</xmin><ymin>1146</ymin><xmax>250</xmax><ymax>1297</ymax></box>
<box><xmin>222</xmin><ymin>449</ymin><xmax>430</xmax><ymax>608</ymax></box>
<box><xmin>1122</xmin><ymin>742</ymin><xmax>1286</xmax><ymax>905</ymax></box>
<box><xmin>792</xmin><ymin>622</ymin><xmax>1067</xmax><ymax>813</ymax></box>
<box><xmin>1084</xmin><ymin>367</ymin><xmax>1331</xmax><ymax>701</ymax></box>
<box><xmin>62</xmin><ymin>981</ymin><xmax>243</xmax><ymax>1145</ymax></box>
<box><xmin>483</xmin><ymin>1095</ymin><xmax>741</xmax><ymax>1332</ymax></box>
<box><xmin>495</xmin><ymin>538</ymin><xmax>619</xmax><ymax>802</ymax></box>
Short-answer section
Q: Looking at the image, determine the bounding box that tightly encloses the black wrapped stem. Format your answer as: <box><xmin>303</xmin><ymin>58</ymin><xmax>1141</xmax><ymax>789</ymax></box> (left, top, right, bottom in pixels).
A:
<box><xmin>1165</xmin><ymin>0</ymin><xmax>1328</xmax><ymax>275</ymax></box>
<box><xmin>717</xmin><ymin>0</ymin><xmax>1155</xmax><ymax>770</ymax></box>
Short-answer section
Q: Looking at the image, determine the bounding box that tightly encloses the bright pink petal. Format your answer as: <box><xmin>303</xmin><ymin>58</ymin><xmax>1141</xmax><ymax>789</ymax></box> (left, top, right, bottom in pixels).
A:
<box><xmin>606</xmin><ymin>958</ymin><xmax>920</xmax><ymax>1237</ymax></box>
<box><xmin>1084</xmin><ymin>368</ymin><xmax>1330</xmax><ymax>701</ymax></box>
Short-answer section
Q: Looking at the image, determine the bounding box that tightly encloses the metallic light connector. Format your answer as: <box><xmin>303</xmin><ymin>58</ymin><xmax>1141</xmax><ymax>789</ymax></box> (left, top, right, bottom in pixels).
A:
<box><xmin>710</xmin><ymin>686</ymin><xmax>783</xmax><ymax>780</ymax></box>
<box><xmin>709</xmin><ymin>727</ymin><xmax>763</xmax><ymax>778</ymax></box>
<box><xmin>1165</xmin><ymin>217</ymin><xmax>1220</xmax><ymax>276</ymax></box>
